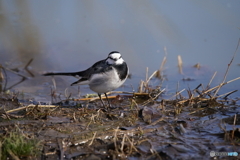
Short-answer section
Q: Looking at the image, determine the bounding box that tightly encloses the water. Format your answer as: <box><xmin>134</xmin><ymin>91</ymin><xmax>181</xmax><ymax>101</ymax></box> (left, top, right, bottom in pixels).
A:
<box><xmin>0</xmin><ymin>1</ymin><xmax>240</xmax><ymax>101</ymax></box>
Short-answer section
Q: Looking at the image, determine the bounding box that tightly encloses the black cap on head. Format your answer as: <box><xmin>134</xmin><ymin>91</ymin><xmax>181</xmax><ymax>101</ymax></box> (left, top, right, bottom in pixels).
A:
<box><xmin>109</xmin><ymin>51</ymin><xmax>120</xmax><ymax>55</ymax></box>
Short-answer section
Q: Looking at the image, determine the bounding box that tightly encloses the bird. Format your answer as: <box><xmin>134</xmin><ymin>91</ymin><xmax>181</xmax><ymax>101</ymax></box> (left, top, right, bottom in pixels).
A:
<box><xmin>43</xmin><ymin>51</ymin><xmax>129</xmax><ymax>108</ymax></box>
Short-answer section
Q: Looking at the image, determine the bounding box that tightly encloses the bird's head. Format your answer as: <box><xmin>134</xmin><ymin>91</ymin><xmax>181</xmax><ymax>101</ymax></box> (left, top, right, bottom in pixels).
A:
<box><xmin>106</xmin><ymin>51</ymin><xmax>124</xmax><ymax>65</ymax></box>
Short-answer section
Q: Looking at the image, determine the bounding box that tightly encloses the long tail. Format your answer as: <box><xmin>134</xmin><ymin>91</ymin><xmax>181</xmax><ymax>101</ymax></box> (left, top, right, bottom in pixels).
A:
<box><xmin>43</xmin><ymin>71</ymin><xmax>82</xmax><ymax>77</ymax></box>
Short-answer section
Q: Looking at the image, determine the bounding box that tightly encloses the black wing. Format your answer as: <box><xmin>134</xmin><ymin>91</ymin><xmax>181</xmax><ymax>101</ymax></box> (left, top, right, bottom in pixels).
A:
<box><xmin>81</xmin><ymin>59</ymin><xmax>113</xmax><ymax>78</ymax></box>
<box><xmin>43</xmin><ymin>58</ymin><xmax>114</xmax><ymax>86</ymax></box>
<box><xmin>43</xmin><ymin>59</ymin><xmax>111</xmax><ymax>78</ymax></box>
<box><xmin>70</xmin><ymin>59</ymin><xmax>113</xmax><ymax>85</ymax></box>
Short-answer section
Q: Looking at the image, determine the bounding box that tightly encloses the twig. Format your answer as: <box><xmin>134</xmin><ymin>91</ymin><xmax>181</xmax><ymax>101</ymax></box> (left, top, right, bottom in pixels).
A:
<box><xmin>130</xmin><ymin>98</ymin><xmax>140</xmax><ymax>111</ymax></box>
<box><xmin>231</xmin><ymin>114</ymin><xmax>237</xmax><ymax>140</ymax></box>
<box><xmin>207</xmin><ymin>71</ymin><xmax>217</xmax><ymax>89</ymax></box>
<box><xmin>24</xmin><ymin>59</ymin><xmax>34</xmax><ymax>77</ymax></box>
<box><xmin>138</xmin><ymin>80</ymin><xmax>144</xmax><ymax>93</ymax></box>
<box><xmin>85</xmin><ymin>114</ymin><xmax>96</xmax><ymax>130</ymax></box>
<box><xmin>7</xmin><ymin>149</ymin><xmax>20</xmax><ymax>160</ymax></box>
<box><xmin>6</xmin><ymin>77</ymin><xmax>27</xmax><ymax>90</ymax></box>
<box><xmin>108</xmin><ymin>91</ymin><xmax>149</xmax><ymax>96</ymax></box>
<box><xmin>2</xmin><ymin>67</ymin><xmax>27</xmax><ymax>79</ymax></box>
<box><xmin>176</xmin><ymin>81</ymin><xmax>180</xmax><ymax>99</ymax></box>
<box><xmin>202</xmin><ymin>77</ymin><xmax>240</xmax><ymax>96</ymax></box>
<box><xmin>169</xmin><ymin>89</ymin><xmax>185</xmax><ymax>100</ymax></box>
<box><xmin>217</xmin><ymin>90</ymin><xmax>238</xmax><ymax>99</ymax></box>
<box><xmin>88</xmin><ymin>132</ymin><xmax>97</xmax><ymax>146</ymax></box>
<box><xmin>142</xmin><ymin>88</ymin><xmax>165</xmax><ymax>106</ymax></box>
<box><xmin>0</xmin><ymin>59</ymin><xmax>34</xmax><ymax>90</ymax></box>
<box><xmin>114</xmin><ymin>126</ymin><xmax>120</xmax><ymax>154</ymax></box>
<box><xmin>159</xmin><ymin>56</ymin><xmax>167</xmax><ymax>72</ymax></box>
<box><xmin>188</xmin><ymin>108</ymin><xmax>205</xmax><ymax>115</ymax></box>
<box><xmin>74</xmin><ymin>92</ymin><xmax>149</xmax><ymax>102</ymax></box>
<box><xmin>146</xmin><ymin>70</ymin><xmax>158</xmax><ymax>84</ymax></box>
<box><xmin>126</xmin><ymin>136</ymin><xmax>138</xmax><ymax>152</ymax></box>
<box><xmin>213</xmin><ymin>38</ymin><xmax>240</xmax><ymax>97</ymax></box>
<box><xmin>156</xmin><ymin>56</ymin><xmax>167</xmax><ymax>79</ymax></box>
<box><xmin>6</xmin><ymin>104</ymin><xmax>59</xmax><ymax>113</ymax></box>
<box><xmin>149</xmin><ymin>116</ymin><xmax>164</xmax><ymax>126</ymax></box>
<box><xmin>120</xmin><ymin>134</ymin><xmax>126</xmax><ymax>153</ymax></box>
<box><xmin>178</xmin><ymin>55</ymin><xmax>183</xmax><ymax>74</ymax></box>
<box><xmin>2</xmin><ymin>67</ymin><xmax>27</xmax><ymax>90</ymax></box>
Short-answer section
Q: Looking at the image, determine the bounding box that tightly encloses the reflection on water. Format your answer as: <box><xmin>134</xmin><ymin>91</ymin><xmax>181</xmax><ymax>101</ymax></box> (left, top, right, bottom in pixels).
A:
<box><xmin>0</xmin><ymin>1</ymin><xmax>240</xmax><ymax>101</ymax></box>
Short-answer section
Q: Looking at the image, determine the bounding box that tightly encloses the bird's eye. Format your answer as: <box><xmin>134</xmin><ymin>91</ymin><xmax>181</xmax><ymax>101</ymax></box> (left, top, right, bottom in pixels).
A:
<box><xmin>109</xmin><ymin>57</ymin><xmax>117</xmax><ymax>61</ymax></box>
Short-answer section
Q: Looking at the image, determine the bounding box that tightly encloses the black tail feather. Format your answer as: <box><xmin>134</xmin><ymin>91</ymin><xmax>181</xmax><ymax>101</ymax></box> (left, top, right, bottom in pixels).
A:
<box><xmin>43</xmin><ymin>72</ymin><xmax>81</xmax><ymax>76</ymax></box>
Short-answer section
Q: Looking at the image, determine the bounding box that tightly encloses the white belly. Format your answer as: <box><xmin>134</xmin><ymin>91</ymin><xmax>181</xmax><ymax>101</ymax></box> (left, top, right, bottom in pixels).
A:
<box><xmin>88</xmin><ymin>68</ymin><xmax>126</xmax><ymax>93</ymax></box>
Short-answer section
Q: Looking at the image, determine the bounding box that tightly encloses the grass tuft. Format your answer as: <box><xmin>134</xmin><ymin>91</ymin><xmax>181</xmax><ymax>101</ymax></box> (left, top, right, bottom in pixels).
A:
<box><xmin>1</xmin><ymin>131</ymin><xmax>41</xmax><ymax>159</ymax></box>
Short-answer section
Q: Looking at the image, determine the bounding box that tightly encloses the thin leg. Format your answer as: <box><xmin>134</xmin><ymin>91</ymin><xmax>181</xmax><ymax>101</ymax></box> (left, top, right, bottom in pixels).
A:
<box><xmin>104</xmin><ymin>93</ymin><xmax>111</xmax><ymax>108</ymax></box>
<box><xmin>98</xmin><ymin>93</ymin><xmax>105</xmax><ymax>107</ymax></box>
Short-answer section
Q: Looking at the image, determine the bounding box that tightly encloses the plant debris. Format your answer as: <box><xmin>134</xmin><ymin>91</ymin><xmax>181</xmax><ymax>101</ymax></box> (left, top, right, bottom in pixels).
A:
<box><xmin>0</xmin><ymin>40</ymin><xmax>240</xmax><ymax>159</ymax></box>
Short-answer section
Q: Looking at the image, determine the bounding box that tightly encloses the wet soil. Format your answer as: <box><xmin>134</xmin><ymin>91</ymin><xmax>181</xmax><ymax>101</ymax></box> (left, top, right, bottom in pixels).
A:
<box><xmin>0</xmin><ymin>93</ymin><xmax>240</xmax><ymax>160</ymax></box>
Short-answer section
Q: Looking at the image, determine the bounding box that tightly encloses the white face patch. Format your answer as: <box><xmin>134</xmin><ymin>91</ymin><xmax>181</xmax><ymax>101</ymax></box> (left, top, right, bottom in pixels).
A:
<box><xmin>109</xmin><ymin>53</ymin><xmax>121</xmax><ymax>59</ymax></box>
<box><xmin>106</xmin><ymin>53</ymin><xmax>124</xmax><ymax>65</ymax></box>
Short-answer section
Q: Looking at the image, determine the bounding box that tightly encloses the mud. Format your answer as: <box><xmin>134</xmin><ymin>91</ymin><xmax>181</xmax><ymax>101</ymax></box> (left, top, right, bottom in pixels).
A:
<box><xmin>0</xmin><ymin>92</ymin><xmax>239</xmax><ymax>160</ymax></box>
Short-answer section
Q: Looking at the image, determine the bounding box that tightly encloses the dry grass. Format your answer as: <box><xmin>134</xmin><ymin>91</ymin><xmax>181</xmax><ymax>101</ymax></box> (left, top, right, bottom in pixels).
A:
<box><xmin>0</xmin><ymin>42</ymin><xmax>240</xmax><ymax>159</ymax></box>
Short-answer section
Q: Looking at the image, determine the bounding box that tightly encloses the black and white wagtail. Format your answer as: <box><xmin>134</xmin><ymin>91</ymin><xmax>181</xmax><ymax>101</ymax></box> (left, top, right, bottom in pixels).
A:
<box><xmin>43</xmin><ymin>51</ymin><xmax>129</xmax><ymax>107</ymax></box>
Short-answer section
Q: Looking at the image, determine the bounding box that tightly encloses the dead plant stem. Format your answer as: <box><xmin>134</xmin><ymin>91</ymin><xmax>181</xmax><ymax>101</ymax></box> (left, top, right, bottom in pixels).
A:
<box><xmin>114</xmin><ymin>126</ymin><xmax>119</xmax><ymax>154</ymax></box>
<box><xmin>231</xmin><ymin>114</ymin><xmax>237</xmax><ymax>140</ymax></box>
<box><xmin>213</xmin><ymin>38</ymin><xmax>240</xmax><ymax>97</ymax></box>
<box><xmin>120</xmin><ymin>134</ymin><xmax>126</xmax><ymax>153</ymax></box>
<box><xmin>207</xmin><ymin>71</ymin><xmax>217</xmax><ymax>89</ymax></box>
<box><xmin>169</xmin><ymin>89</ymin><xmax>185</xmax><ymax>100</ymax></box>
<box><xmin>6</xmin><ymin>104</ymin><xmax>59</xmax><ymax>114</ymax></box>
<box><xmin>88</xmin><ymin>132</ymin><xmax>97</xmax><ymax>146</ymax></box>
<box><xmin>203</xmin><ymin>77</ymin><xmax>240</xmax><ymax>96</ymax></box>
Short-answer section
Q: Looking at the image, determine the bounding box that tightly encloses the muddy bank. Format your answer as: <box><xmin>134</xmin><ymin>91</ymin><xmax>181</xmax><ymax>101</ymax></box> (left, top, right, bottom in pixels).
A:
<box><xmin>0</xmin><ymin>92</ymin><xmax>239</xmax><ymax>160</ymax></box>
